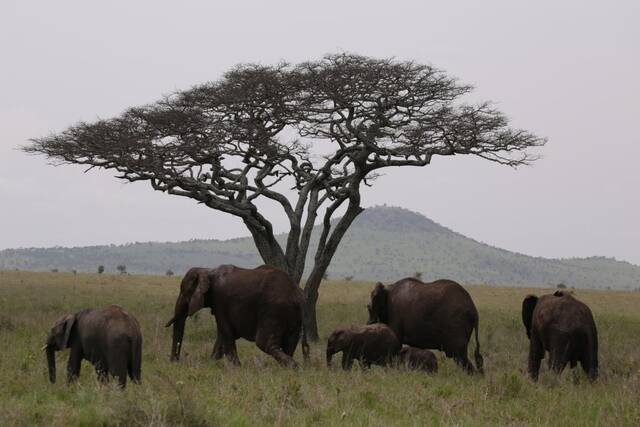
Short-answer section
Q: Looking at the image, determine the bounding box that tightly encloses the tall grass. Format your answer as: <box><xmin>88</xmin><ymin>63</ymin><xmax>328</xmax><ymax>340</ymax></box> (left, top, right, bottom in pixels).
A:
<box><xmin>0</xmin><ymin>270</ymin><xmax>639</xmax><ymax>426</ymax></box>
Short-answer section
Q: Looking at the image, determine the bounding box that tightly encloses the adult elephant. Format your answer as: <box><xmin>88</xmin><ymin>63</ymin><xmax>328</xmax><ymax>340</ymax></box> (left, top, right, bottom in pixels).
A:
<box><xmin>522</xmin><ymin>291</ymin><xmax>598</xmax><ymax>381</ymax></box>
<box><xmin>367</xmin><ymin>278</ymin><xmax>483</xmax><ymax>373</ymax></box>
<box><xmin>43</xmin><ymin>305</ymin><xmax>142</xmax><ymax>388</ymax></box>
<box><xmin>166</xmin><ymin>264</ymin><xmax>309</xmax><ymax>366</ymax></box>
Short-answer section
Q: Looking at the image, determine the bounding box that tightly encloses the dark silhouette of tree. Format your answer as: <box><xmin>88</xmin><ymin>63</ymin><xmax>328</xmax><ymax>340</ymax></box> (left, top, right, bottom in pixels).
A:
<box><xmin>166</xmin><ymin>269</ymin><xmax>174</xmax><ymax>276</ymax></box>
<box><xmin>116</xmin><ymin>265</ymin><xmax>127</xmax><ymax>274</ymax></box>
<box><xmin>25</xmin><ymin>53</ymin><xmax>545</xmax><ymax>340</ymax></box>
<box><xmin>97</xmin><ymin>265</ymin><xmax>105</xmax><ymax>274</ymax></box>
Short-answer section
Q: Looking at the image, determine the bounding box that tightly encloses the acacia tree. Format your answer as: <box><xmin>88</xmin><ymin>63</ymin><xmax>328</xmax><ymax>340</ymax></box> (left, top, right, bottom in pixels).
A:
<box><xmin>25</xmin><ymin>54</ymin><xmax>544</xmax><ymax>340</ymax></box>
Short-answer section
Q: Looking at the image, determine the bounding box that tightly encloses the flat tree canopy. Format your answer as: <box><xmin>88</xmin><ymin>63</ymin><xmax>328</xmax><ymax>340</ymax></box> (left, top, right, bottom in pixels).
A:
<box><xmin>25</xmin><ymin>53</ymin><xmax>545</xmax><ymax>339</ymax></box>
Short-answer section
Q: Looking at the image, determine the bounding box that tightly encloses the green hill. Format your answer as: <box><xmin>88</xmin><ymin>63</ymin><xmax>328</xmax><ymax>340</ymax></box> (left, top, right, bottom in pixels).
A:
<box><xmin>2</xmin><ymin>206</ymin><xmax>639</xmax><ymax>289</ymax></box>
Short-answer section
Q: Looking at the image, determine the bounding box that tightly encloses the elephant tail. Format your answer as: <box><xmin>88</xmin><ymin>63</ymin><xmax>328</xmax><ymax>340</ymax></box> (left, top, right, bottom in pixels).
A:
<box><xmin>301</xmin><ymin>315</ymin><xmax>310</xmax><ymax>364</ymax></box>
<box><xmin>473</xmin><ymin>321</ymin><xmax>484</xmax><ymax>374</ymax></box>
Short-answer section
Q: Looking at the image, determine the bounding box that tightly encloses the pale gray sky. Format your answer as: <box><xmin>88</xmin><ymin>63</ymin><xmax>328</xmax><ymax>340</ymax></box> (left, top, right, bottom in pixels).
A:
<box><xmin>1</xmin><ymin>1</ymin><xmax>638</xmax><ymax>264</ymax></box>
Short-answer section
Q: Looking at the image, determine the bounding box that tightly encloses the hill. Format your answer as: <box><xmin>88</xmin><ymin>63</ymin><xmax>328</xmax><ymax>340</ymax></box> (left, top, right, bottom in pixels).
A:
<box><xmin>2</xmin><ymin>206</ymin><xmax>639</xmax><ymax>289</ymax></box>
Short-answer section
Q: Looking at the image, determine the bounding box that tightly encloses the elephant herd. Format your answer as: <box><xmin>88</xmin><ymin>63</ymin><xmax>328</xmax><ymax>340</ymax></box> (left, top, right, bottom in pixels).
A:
<box><xmin>43</xmin><ymin>264</ymin><xmax>599</xmax><ymax>388</ymax></box>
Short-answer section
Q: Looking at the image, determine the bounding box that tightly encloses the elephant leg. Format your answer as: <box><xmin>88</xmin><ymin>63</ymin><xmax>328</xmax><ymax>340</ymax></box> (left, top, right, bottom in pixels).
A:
<box><xmin>256</xmin><ymin>337</ymin><xmax>298</xmax><ymax>368</ymax></box>
<box><xmin>95</xmin><ymin>359</ymin><xmax>109</xmax><ymax>383</ymax></box>
<box><xmin>128</xmin><ymin>340</ymin><xmax>142</xmax><ymax>384</ymax></box>
<box><xmin>107</xmin><ymin>353</ymin><xmax>128</xmax><ymax>388</ymax></box>
<box><xmin>448</xmin><ymin>344</ymin><xmax>474</xmax><ymax>374</ymax></box>
<box><xmin>223</xmin><ymin>339</ymin><xmax>241</xmax><ymax>366</ymax></box>
<box><xmin>580</xmin><ymin>350</ymin><xmax>598</xmax><ymax>381</ymax></box>
<box><xmin>341</xmin><ymin>352</ymin><xmax>354</xmax><ymax>371</ymax></box>
<box><xmin>360</xmin><ymin>358</ymin><xmax>372</xmax><ymax>370</ymax></box>
<box><xmin>453</xmin><ymin>353</ymin><xmax>474</xmax><ymax>374</ymax></box>
<box><xmin>528</xmin><ymin>336</ymin><xmax>544</xmax><ymax>381</ymax></box>
<box><xmin>211</xmin><ymin>337</ymin><xmax>224</xmax><ymax>360</ymax></box>
<box><xmin>549</xmin><ymin>334</ymin><xmax>570</xmax><ymax>375</ymax></box>
<box><xmin>66</xmin><ymin>347</ymin><xmax>83</xmax><ymax>384</ymax></box>
<box><xmin>282</xmin><ymin>329</ymin><xmax>300</xmax><ymax>358</ymax></box>
<box><xmin>256</xmin><ymin>331</ymin><xmax>297</xmax><ymax>368</ymax></box>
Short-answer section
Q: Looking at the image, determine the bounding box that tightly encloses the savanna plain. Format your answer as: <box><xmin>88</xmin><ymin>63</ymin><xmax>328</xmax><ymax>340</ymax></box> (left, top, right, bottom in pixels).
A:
<box><xmin>1</xmin><ymin>270</ymin><xmax>639</xmax><ymax>426</ymax></box>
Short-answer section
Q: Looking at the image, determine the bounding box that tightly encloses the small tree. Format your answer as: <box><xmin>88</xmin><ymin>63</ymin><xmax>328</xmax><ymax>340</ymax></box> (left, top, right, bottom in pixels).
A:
<box><xmin>97</xmin><ymin>265</ymin><xmax>105</xmax><ymax>274</ymax></box>
<box><xmin>166</xmin><ymin>269</ymin><xmax>174</xmax><ymax>276</ymax></box>
<box><xmin>414</xmin><ymin>271</ymin><xmax>423</xmax><ymax>280</ymax></box>
<box><xmin>25</xmin><ymin>53</ymin><xmax>544</xmax><ymax>339</ymax></box>
<box><xmin>116</xmin><ymin>265</ymin><xmax>127</xmax><ymax>274</ymax></box>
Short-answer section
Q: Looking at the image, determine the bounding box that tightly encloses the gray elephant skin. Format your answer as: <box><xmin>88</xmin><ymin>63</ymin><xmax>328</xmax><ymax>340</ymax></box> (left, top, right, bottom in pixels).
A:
<box><xmin>399</xmin><ymin>346</ymin><xmax>438</xmax><ymax>373</ymax></box>
<box><xmin>44</xmin><ymin>305</ymin><xmax>142</xmax><ymax>388</ymax></box>
<box><xmin>368</xmin><ymin>278</ymin><xmax>483</xmax><ymax>373</ymax></box>
<box><xmin>326</xmin><ymin>323</ymin><xmax>401</xmax><ymax>370</ymax></box>
<box><xmin>522</xmin><ymin>290</ymin><xmax>598</xmax><ymax>381</ymax></box>
<box><xmin>166</xmin><ymin>264</ymin><xmax>309</xmax><ymax>367</ymax></box>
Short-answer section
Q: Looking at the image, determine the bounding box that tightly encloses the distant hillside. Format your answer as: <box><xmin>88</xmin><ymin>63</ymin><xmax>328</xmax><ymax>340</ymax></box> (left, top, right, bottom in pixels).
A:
<box><xmin>2</xmin><ymin>206</ymin><xmax>639</xmax><ymax>289</ymax></box>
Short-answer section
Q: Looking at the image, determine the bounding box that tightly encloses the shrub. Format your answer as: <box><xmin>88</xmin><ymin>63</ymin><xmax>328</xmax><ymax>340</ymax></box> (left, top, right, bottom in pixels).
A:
<box><xmin>97</xmin><ymin>265</ymin><xmax>105</xmax><ymax>274</ymax></box>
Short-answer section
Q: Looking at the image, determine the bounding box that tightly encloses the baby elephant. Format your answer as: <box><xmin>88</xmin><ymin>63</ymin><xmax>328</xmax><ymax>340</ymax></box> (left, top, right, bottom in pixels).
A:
<box><xmin>398</xmin><ymin>346</ymin><xmax>438</xmax><ymax>373</ymax></box>
<box><xmin>326</xmin><ymin>323</ymin><xmax>401</xmax><ymax>370</ymax></box>
<box><xmin>43</xmin><ymin>305</ymin><xmax>142</xmax><ymax>388</ymax></box>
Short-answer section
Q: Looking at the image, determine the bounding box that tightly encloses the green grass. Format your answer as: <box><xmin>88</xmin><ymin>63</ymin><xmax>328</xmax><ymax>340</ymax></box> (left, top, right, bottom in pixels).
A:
<box><xmin>1</xmin><ymin>270</ymin><xmax>639</xmax><ymax>426</ymax></box>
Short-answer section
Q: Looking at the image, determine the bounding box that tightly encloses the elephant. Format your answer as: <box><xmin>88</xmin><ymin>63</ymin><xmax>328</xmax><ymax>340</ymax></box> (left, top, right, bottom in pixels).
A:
<box><xmin>522</xmin><ymin>290</ymin><xmax>598</xmax><ymax>381</ymax></box>
<box><xmin>326</xmin><ymin>323</ymin><xmax>401</xmax><ymax>370</ymax></box>
<box><xmin>43</xmin><ymin>305</ymin><xmax>142</xmax><ymax>388</ymax></box>
<box><xmin>166</xmin><ymin>264</ymin><xmax>309</xmax><ymax>367</ymax></box>
<box><xmin>398</xmin><ymin>346</ymin><xmax>438</xmax><ymax>373</ymax></box>
<box><xmin>367</xmin><ymin>278</ymin><xmax>483</xmax><ymax>373</ymax></box>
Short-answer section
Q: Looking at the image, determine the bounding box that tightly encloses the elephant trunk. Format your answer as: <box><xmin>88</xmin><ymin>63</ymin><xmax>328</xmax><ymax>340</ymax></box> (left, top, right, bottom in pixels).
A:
<box><xmin>169</xmin><ymin>315</ymin><xmax>186</xmax><ymax>361</ymax></box>
<box><xmin>326</xmin><ymin>347</ymin><xmax>334</xmax><ymax>367</ymax></box>
<box><xmin>46</xmin><ymin>346</ymin><xmax>56</xmax><ymax>383</ymax></box>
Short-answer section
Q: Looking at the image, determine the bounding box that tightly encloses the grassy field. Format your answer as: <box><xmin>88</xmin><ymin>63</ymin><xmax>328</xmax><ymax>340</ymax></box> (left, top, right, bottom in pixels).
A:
<box><xmin>1</xmin><ymin>270</ymin><xmax>639</xmax><ymax>426</ymax></box>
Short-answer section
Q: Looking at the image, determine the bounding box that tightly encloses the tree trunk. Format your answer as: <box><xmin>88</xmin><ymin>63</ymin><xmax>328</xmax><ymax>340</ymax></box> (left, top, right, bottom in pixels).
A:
<box><xmin>302</xmin><ymin>246</ymin><xmax>340</xmax><ymax>341</ymax></box>
<box><xmin>302</xmin><ymin>269</ymin><xmax>323</xmax><ymax>342</ymax></box>
<box><xmin>301</xmin><ymin>199</ymin><xmax>364</xmax><ymax>341</ymax></box>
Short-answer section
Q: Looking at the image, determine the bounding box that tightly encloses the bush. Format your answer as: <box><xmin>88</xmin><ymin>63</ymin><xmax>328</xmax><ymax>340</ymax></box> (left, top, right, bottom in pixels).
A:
<box><xmin>116</xmin><ymin>265</ymin><xmax>127</xmax><ymax>274</ymax></box>
<box><xmin>166</xmin><ymin>269</ymin><xmax>174</xmax><ymax>276</ymax></box>
<box><xmin>97</xmin><ymin>265</ymin><xmax>105</xmax><ymax>274</ymax></box>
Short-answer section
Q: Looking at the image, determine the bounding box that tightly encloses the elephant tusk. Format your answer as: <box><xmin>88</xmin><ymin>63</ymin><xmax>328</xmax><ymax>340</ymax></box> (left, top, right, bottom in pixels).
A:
<box><xmin>41</xmin><ymin>344</ymin><xmax>49</xmax><ymax>351</ymax></box>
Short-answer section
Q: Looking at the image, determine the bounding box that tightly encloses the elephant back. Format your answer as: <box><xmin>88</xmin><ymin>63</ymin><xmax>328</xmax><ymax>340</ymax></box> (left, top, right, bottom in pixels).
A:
<box><xmin>385</xmin><ymin>277</ymin><xmax>478</xmax><ymax>348</ymax></box>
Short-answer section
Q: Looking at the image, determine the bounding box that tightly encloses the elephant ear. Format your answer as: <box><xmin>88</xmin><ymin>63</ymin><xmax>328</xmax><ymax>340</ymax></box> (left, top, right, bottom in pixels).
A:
<box><xmin>53</xmin><ymin>314</ymin><xmax>76</xmax><ymax>349</ymax></box>
<box><xmin>370</xmin><ymin>282</ymin><xmax>389</xmax><ymax>324</ymax></box>
<box><xmin>328</xmin><ymin>329</ymin><xmax>345</xmax><ymax>351</ymax></box>
<box><xmin>187</xmin><ymin>270</ymin><xmax>212</xmax><ymax>316</ymax></box>
<box><xmin>521</xmin><ymin>295</ymin><xmax>538</xmax><ymax>339</ymax></box>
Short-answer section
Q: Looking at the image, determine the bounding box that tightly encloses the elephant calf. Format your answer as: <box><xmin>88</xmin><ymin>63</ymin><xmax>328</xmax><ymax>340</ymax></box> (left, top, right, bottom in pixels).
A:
<box><xmin>43</xmin><ymin>305</ymin><xmax>142</xmax><ymax>388</ymax></box>
<box><xmin>398</xmin><ymin>346</ymin><xmax>438</xmax><ymax>373</ymax></box>
<box><xmin>326</xmin><ymin>323</ymin><xmax>401</xmax><ymax>370</ymax></box>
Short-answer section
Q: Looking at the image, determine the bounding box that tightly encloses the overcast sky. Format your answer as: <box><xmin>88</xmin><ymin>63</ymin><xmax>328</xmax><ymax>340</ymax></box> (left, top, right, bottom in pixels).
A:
<box><xmin>1</xmin><ymin>1</ymin><xmax>638</xmax><ymax>265</ymax></box>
